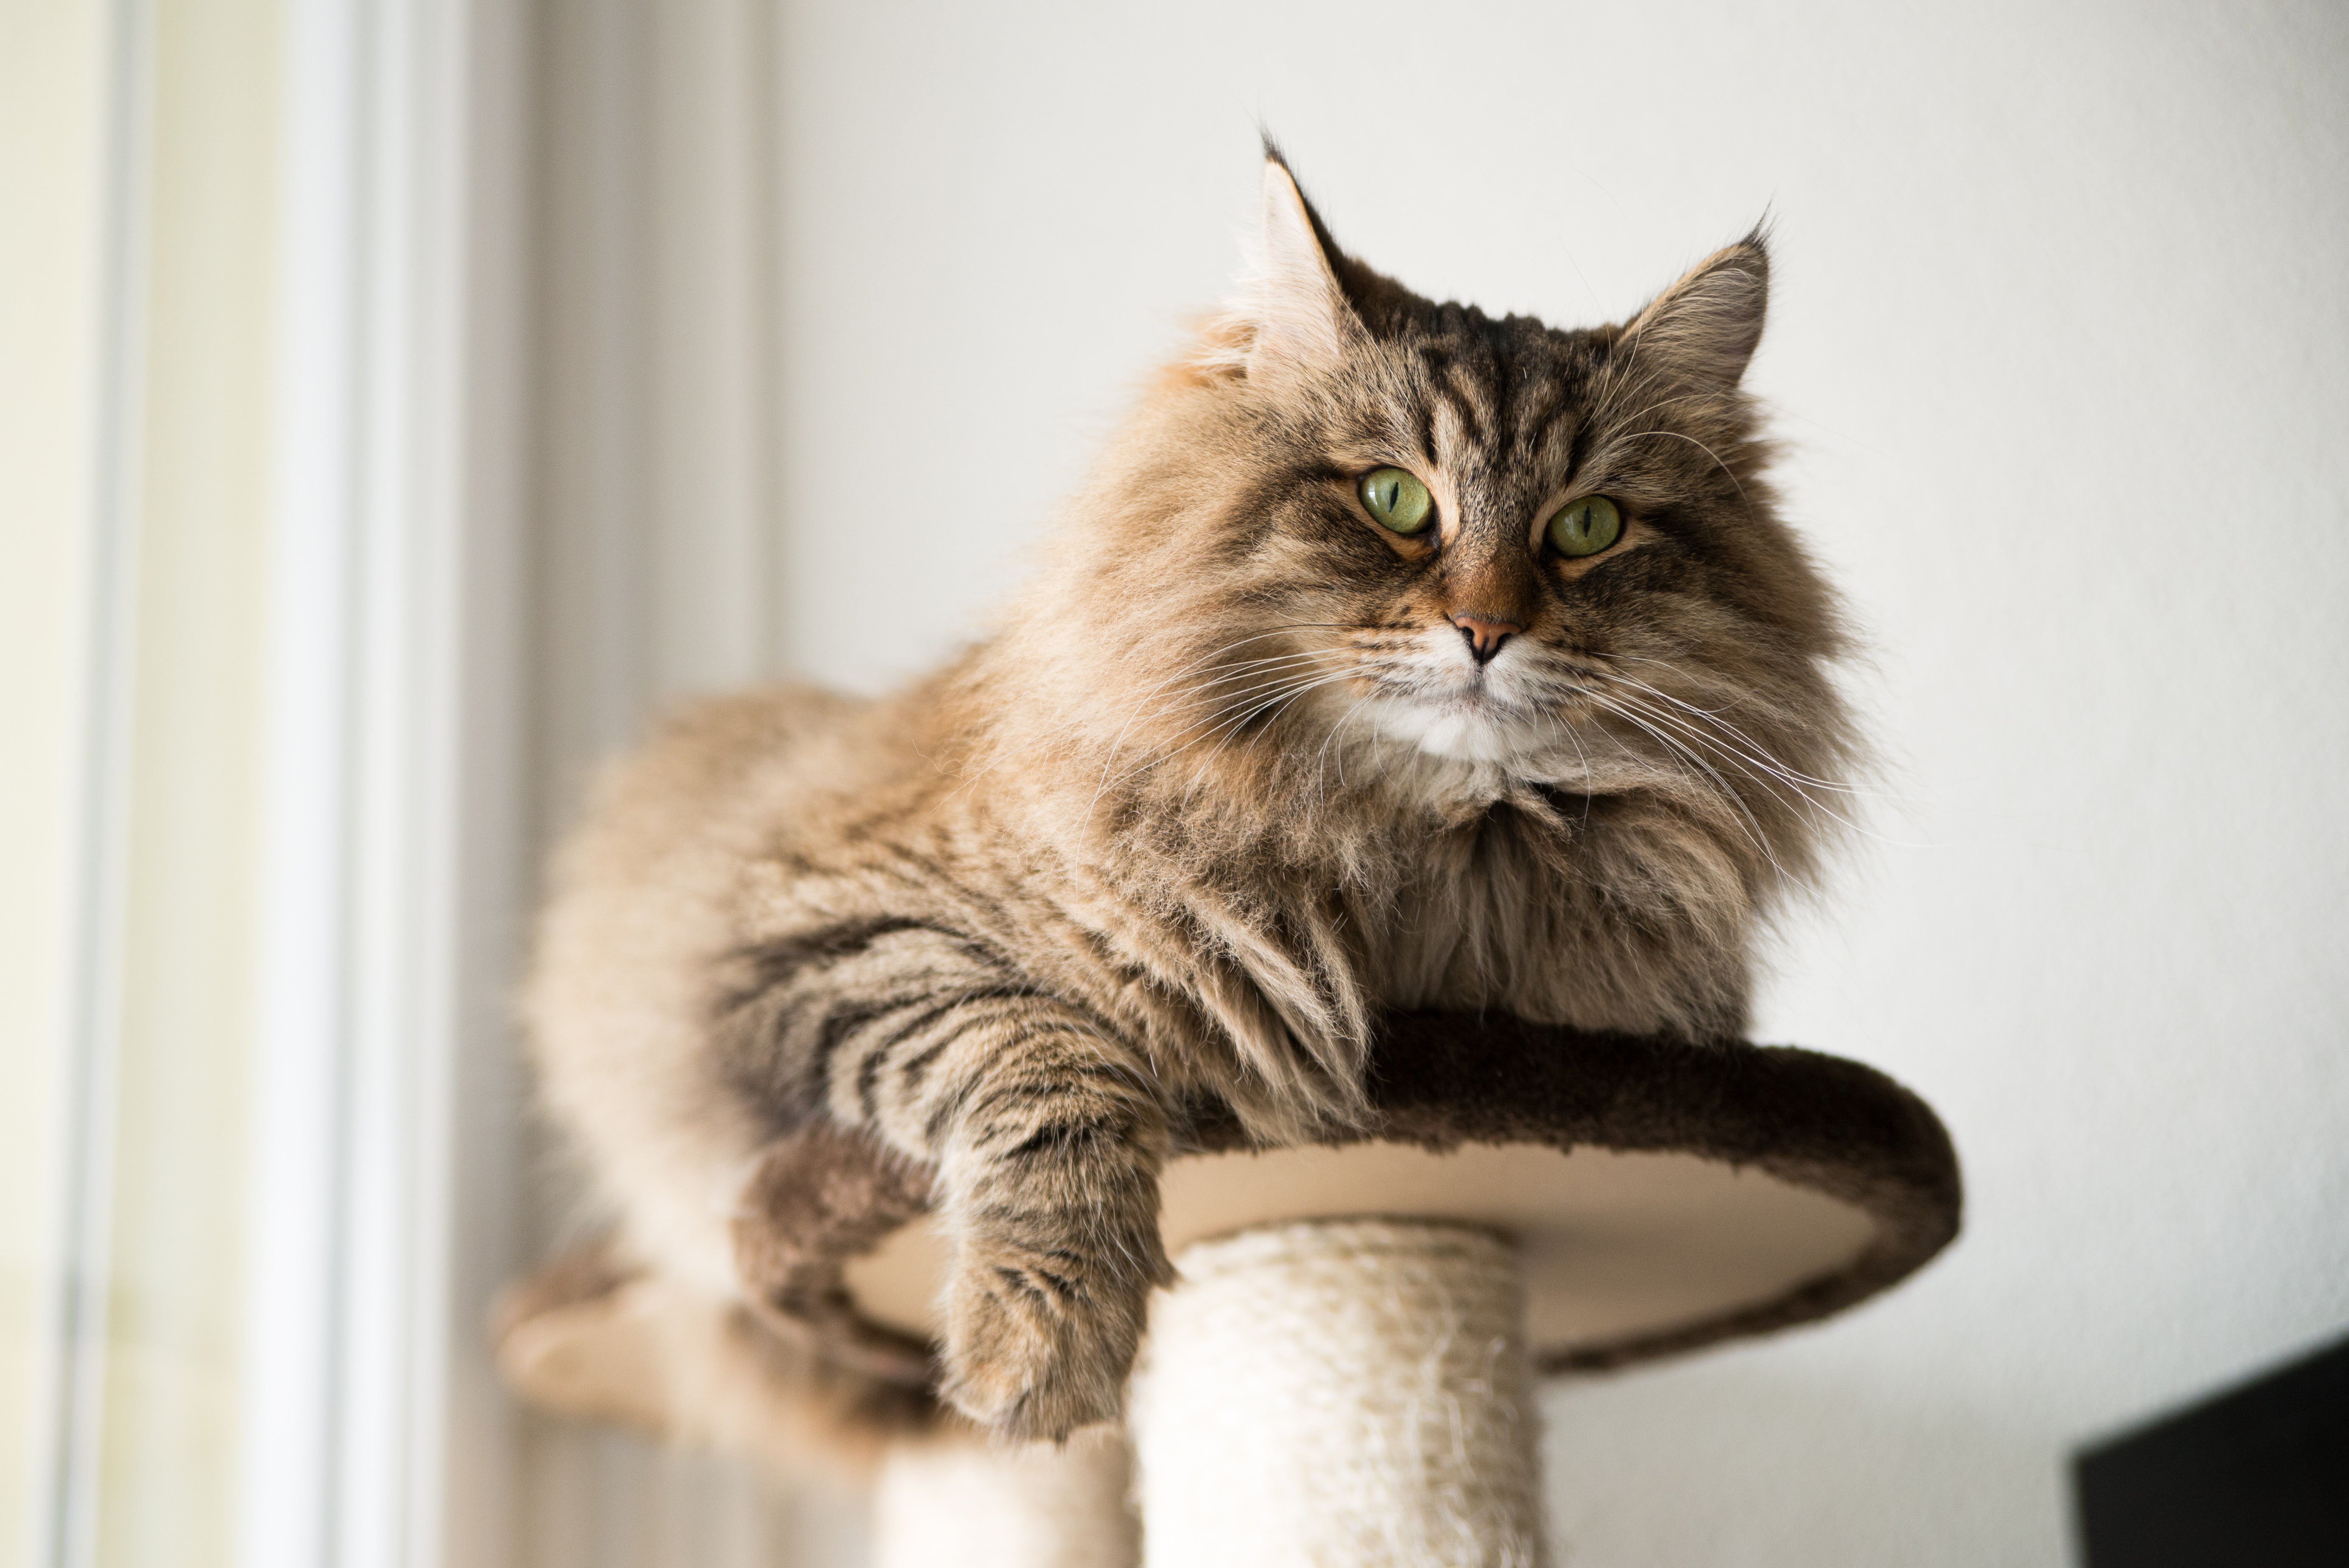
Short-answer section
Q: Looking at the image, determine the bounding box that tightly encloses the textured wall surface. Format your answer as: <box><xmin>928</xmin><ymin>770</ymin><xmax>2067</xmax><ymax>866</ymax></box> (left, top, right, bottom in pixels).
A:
<box><xmin>740</xmin><ymin>2</ymin><xmax>2349</xmax><ymax>1562</ymax></box>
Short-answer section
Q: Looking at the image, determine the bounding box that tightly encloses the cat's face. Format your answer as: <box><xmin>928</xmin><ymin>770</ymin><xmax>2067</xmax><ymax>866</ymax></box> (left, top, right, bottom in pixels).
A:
<box><xmin>1224</xmin><ymin>307</ymin><xmax>1695</xmax><ymax>770</ymax></box>
<box><xmin>1138</xmin><ymin>155</ymin><xmax>1849</xmax><ymax>810</ymax></box>
<box><xmin>1006</xmin><ymin>150</ymin><xmax>1851</xmax><ymax>893</ymax></box>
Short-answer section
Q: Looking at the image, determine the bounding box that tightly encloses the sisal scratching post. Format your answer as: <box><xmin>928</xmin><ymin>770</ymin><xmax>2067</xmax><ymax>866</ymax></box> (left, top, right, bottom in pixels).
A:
<box><xmin>872</xmin><ymin>1428</ymin><xmax>1136</xmax><ymax>1568</ymax></box>
<box><xmin>1132</xmin><ymin>1220</ymin><xmax>1541</xmax><ymax>1568</ymax></box>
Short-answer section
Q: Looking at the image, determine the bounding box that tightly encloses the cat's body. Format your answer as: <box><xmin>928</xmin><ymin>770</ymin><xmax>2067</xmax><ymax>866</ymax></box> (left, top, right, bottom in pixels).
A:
<box><xmin>527</xmin><ymin>150</ymin><xmax>1855</xmax><ymax>1440</ymax></box>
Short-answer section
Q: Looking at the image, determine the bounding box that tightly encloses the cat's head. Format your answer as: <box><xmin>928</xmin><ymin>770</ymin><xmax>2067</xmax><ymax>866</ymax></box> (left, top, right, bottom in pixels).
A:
<box><xmin>993</xmin><ymin>147</ymin><xmax>1855</xmax><ymax>891</ymax></box>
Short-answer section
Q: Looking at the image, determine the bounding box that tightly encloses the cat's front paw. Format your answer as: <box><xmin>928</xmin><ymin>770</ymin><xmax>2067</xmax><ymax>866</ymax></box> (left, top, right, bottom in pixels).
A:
<box><xmin>940</xmin><ymin>1222</ymin><xmax>1166</xmax><ymax>1441</ymax></box>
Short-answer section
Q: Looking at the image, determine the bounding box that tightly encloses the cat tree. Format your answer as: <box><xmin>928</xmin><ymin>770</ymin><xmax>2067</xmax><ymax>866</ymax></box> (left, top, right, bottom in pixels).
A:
<box><xmin>500</xmin><ymin>1014</ymin><xmax>1959</xmax><ymax>1564</ymax></box>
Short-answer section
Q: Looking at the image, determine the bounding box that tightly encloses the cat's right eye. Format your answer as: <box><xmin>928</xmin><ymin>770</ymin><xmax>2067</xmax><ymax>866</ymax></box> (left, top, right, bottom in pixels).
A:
<box><xmin>1358</xmin><ymin>467</ymin><xmax>1435</xmax><ymax>535</ymax></box>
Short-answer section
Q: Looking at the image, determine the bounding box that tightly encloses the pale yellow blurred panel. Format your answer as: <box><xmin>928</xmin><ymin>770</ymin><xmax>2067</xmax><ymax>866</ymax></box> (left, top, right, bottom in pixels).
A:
<box><xmin>0</xmin><ymin>0</ymin><xmax>108</xmax><ymax>1558</ymax></box>
<box><xmin>90</xmin><ymin>1</ymin><xmax>283</xmax><ymax>1565</ymax></box>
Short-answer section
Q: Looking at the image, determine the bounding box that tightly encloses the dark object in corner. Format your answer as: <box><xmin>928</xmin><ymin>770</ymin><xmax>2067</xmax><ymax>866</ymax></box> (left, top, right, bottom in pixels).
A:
<box><xmin>2072</xmin><ymin>1331</ymin><xmax>2349</xmax><ymax>1568</ymax></box>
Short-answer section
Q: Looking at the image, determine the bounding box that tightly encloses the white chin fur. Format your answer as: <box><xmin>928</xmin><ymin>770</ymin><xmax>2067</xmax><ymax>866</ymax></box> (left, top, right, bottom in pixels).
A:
<box><xmin>1361</xmin><ymin>695</ymin><xmax>1528</xmax><ymax>764</ymax></box>
<box><xmin>1352</xmin><ymin>632</ymin><xmax>1548</xmax><ymax>767</ymax></box>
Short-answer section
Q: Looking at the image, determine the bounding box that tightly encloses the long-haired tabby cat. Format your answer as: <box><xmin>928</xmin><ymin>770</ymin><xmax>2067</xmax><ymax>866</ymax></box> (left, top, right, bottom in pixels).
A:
<box><xmin>527</xmin><ymin>146</ymin><xmax>1855</xmax><ymax>1442</ymax></box>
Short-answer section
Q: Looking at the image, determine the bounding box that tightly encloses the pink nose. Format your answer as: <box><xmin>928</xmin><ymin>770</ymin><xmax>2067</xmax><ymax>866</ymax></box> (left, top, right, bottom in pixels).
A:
<box><xmin>1451</xmin><ymin>614</ymin><xmax>1521</xmax><ymax>665</ymax></box>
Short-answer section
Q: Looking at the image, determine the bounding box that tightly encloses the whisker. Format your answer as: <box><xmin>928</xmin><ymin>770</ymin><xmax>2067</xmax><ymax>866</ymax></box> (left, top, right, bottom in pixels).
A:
<box><xmin>1090</xmin><ymin>645</ymin><xmax>1348</xmax><ymax>809</ymax></box>
<box><xmin>1115</xmin><ymin>667</ymin><xmax>1373</xmax><ymax>789</ymax></box>
<box><xmin>1173</xmin><ymin>668</ymin><xmax>1378</xmax><ymax>790</ymax></box>
<box><xmin>1579</xmin><ymin>652</ymin><xmax>1927</xmax><ymax>824</ymax></box>
<box><xmin>1608</xmin><ymin>692</ymin><xmax>1930</xmax><ymax>851</ymax></box>
<box><xmin>1313</xmin><ymin>692</ymin><xmax>1381</xmax><ymax>800</ymax></box>
<box><xmin>1610</xmin><ymin>429</ymin><xmax>1751</xmax><ymax>510</ymax></box>
<box><xmin>1577</xmin><ymin>687</ymin><xmax>1786</xmax><ymax>875</ymax></box>
<box><xmin>1530</xmin><ymin>709</ymin><xmax>1599</xmax><ymax>830</ymax></box>
<box><xmin>1596</xmin><ymin>688</ymin><xmax>1842</xmax><ymax>834</ymax></box>
<box><xmin>1600</xmin><ymin>679</ymin><xmax>1853</xmax><ymax>800</ymax></box>
<box><xmin>1582</xmin><ymin>658</ymin><xmax>1863</xmax><ymax>792</ymax></box>
<box><xmin>1605</xmin><ymin>390</ymin><xmax>1741</xmax><ymax>429</ymax></box>
<box><xmin>1184</xmin><ymin>673</ymin><xmax>1371</xmax><ymax>805</ymax></box>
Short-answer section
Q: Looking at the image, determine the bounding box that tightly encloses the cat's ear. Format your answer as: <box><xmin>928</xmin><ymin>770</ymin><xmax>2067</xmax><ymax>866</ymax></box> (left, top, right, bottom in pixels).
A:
<box><xmin>1242</xmin><ymin>151</ymin><xmax>1356</xmax><ymax>382</ymax></box>
<box><xmin>1616</xmin><ymin>228</ymin><xmax>1771</xmax><ymax>391</ymax></box>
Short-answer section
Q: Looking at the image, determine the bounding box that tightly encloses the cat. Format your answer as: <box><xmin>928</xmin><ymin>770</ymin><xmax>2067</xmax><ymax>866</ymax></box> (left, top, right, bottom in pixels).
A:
<box><xmin>524</xmin><ymin>144</ymin><xmax>1857</xmax><ymax>1442</ymax></box>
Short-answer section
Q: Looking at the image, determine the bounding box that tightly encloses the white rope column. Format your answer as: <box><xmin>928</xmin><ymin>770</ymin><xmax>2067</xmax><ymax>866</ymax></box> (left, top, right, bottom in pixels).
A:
<box><xmin>872</xmin><ymin>1427</ymin><xmax>1138</xmax><ymax>1568</ymax></box>
<box><xmin>1130</xmin><ymin>1219</ymin><xmax>1544</xmax><ymax>1567</ymax></box>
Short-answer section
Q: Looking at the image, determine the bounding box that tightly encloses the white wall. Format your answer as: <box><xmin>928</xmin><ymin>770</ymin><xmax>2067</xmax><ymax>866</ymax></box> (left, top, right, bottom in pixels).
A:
<box><xmin>753</xmin><ymin>1</ymin><xmax>2349</xmax><ymax>1562</ymax></box>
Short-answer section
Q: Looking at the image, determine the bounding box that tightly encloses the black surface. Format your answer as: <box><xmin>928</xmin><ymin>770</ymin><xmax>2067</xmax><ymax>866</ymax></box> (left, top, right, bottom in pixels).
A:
<box><xmin>2073</xmin><ymin>1331</ymin><xmax>2349</xmax><ymax>1568</ymax></box>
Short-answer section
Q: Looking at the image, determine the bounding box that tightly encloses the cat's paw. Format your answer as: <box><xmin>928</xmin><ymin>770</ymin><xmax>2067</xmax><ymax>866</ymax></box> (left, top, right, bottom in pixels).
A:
<box><xmin>939</xmin><ymin>1225</ymin><xmax>1165</xmax><ymax>1441</ymax></box>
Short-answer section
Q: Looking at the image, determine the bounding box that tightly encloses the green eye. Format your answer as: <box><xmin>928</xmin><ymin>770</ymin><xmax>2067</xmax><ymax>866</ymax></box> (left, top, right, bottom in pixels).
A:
<box><xmin>1547</xmin><ymin>495</ymin><xmax>1623</xmax><ymax>558</ymax></box>
<box><xmin>1358</xmin><ymin>466</ymin><xmax>1434</xmax><ymax>535</ymax></box>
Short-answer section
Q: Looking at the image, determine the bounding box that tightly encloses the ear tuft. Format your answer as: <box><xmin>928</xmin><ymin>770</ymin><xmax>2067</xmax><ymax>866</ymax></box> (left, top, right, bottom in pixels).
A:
<box><xmin>1241</xmin><ymin>153</ymin><xmax>1353</xmax><ymax>382</ymax></box>
<box><xmin>1619</xmin><ymin>230</ymin><xmax>1771</xmax><ymax>391</ymax></box>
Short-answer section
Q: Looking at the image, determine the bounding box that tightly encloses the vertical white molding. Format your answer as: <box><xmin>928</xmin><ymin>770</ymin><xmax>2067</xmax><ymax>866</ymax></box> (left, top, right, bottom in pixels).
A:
<box><xmin>333</xmin><ymin>0</ymin><xmax>439</xmax><ymax>1552</ymax></box>
<box><xmin>237</xmin><ymin>0</ymin><xmax>365</xmax><ymax>1559</ymax></box>
<box><xmin>239</xmin><ymin>1</ymin><xmax>528</xmax><ymax>1566</ymax></box>
<box><xmin>31</xmin><ymin>2</ymin><xmax>152</xmax><ymax>1565</ymax></box>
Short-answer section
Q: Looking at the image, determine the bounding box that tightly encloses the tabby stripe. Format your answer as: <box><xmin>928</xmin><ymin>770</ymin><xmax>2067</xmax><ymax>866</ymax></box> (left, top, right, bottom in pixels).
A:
<box><xmin>1433</xmin><ymin>373</ymin><xmax>1488</xmax><ymax>448</ymax></box>
<box><xmin>852</xmin><ymin>988</ymin><xmax>1038</xmax><ymax>1125</ymax></box>
<box><xmin>828</xmin><ymin>994</ymin><xmax>962</xmax><ymax>1123</ymax></box>
<box><xmin>902</xmin><ymin>1009</ymin><xmax>1113</xmax><ymax>1131</ymax></box>
<box><xmin>993</xmin><ymin>1267</ymin><xmax>1049</xmax><ymax>1306</ymax></box>
<box><xmin>919</xmin><ymin>1063</ymin><xmax>984</xmax><ymax>1147</ymax></box>
<box><xmin>1002</xmin><ymin>1121</ymin><xmax>1106</xmax><ymax>1162</ymax></box>
<box><xmin>782</xmin><ymin>934</ymin><xmax>1012</xmax><ymax>1088</ymax></box>
<box><xmin>959</xmin><ymin>1076</ymin><xmax>1109</xmax><ymax>1125</ymax></box>
<box><xmin>893</xmin><ymin>1028</ymin><xmax>964</xmax><ymax>1095</ymax></box>
<box><xmin>900</xmin><ymin>1011</ymin><xmax>1092</xmax><ymax>1151</ymax></box>
<box><xmin>735</xmin><ymin>915</ymin><xmax>991</xmax><ymax>992</ymax></box>
<box><xmin>851</xmin><ymin>998</ymin><xmax>969</xmax><ymax>1123</ymax></box>
<box><xmin>810</xmin><ymin>991</ymin><xmax>936</xmax><ymax>1091</ymax></box>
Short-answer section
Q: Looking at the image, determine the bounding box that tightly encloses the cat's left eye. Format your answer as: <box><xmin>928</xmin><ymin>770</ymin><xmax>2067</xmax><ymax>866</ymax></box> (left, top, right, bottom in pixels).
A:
<box><xmin>1547</xmin><ymin>495</ymin><xmax>1623</xmax><ymax>558</ymax></box>
<box><xmin>1359</xmin><ymin>467</ymin><xmax>1434</xmax><ymax>535</ymax></box>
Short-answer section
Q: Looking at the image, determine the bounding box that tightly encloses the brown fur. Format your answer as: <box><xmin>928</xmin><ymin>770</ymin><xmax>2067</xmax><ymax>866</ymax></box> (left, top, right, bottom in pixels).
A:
<box><xmin>524</xmin><ymin>149</ymin><xmax>1857</xmax><ymax>1440</ymax></box>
